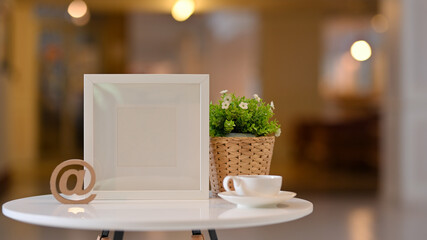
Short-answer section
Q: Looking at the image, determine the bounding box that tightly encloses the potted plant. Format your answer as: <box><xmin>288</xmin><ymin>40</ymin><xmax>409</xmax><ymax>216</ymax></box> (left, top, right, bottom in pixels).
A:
<box><xmin>209</xmin><ymin>90</ymin><xmax>281</xmax><ymax>195</ymax></box>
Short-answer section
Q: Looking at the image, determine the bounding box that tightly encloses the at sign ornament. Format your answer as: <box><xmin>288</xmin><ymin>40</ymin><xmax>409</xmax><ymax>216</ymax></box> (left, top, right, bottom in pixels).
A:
<box><xmin>50</xmin><ymin>159</ymin><xmax>96</xmax><ymax>204</ymax></box>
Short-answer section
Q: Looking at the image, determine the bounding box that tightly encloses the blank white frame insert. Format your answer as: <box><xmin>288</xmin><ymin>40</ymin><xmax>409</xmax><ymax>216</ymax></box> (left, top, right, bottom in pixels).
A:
<box><xmin>84</xmin><ymin>74</ymin><xmax>209</xmax><ymax>200</ymax></box>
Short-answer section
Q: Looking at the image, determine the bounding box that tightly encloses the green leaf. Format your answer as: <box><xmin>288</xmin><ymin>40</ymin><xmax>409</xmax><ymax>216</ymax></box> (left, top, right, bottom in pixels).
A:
<box><xmin>210</xmin><ymin>92</ymin><xmax>281</xmax><ymax>137</ymax></box>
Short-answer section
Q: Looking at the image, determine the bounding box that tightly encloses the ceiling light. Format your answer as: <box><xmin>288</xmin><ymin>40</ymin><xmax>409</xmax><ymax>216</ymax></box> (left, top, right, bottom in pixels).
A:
<box><xmin>350</xmin><ymin>40</ymin><xmax>372</xmax><ymax>62</ymax></box>
<box><xmin>68</xmin><ymin>0</ymin><xmax>88</xmax><ymax>19</ymax></box>
<box><xmin>171</xmin><ymin>0</ymin><xmax>195</xmax><ymax>22</ymax></box>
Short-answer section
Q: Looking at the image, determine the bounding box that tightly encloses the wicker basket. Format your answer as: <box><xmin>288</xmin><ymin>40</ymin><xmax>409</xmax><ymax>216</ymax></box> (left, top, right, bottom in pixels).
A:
<box><xmin>209</xmin><ymin>136</ymin><xmax>275</xmax><ymax>195</ymax></box>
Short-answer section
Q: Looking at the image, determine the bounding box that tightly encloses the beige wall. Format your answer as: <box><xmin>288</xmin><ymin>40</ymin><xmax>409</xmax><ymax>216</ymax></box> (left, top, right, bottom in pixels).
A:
<box><xmin>0</xmin><ymin>1</ymin><xmax>7</xmax><ymax>175</ymax></box>
<box><xmin>261</xmin><ymin>11</ymin><xmax>324</xmax><ymax>175</ymax></box>
<box><xmin>6</xmin><ymin>0</ymin><xmax>39</xmax><ymax>172</ymax></box>
<box><xmin>0</xmin><ymin>65</ymin><xmax>6</xmax><ymax>176</ymax></box>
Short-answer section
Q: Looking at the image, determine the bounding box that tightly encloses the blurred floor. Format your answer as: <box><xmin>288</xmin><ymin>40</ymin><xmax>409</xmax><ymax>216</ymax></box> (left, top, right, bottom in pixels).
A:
<box><xmin>1</xmin><ymin>161</ymin><xmax>426</xmax><ymax>240</ymax></box>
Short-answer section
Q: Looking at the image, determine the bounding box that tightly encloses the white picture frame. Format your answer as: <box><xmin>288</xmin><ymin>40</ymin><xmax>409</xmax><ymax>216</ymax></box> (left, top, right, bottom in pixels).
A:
<box><xmin>84</xmin><ymin>74</ymin><xmax>209</xmax><ymax>200</ymax></box>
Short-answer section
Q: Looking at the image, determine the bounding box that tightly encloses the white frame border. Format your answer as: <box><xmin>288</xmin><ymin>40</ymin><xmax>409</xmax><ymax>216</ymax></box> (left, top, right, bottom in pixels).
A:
<box><xmin>84</xmin><ymin>74</ymin><xmax>209</xmax><ymax>200</ymax></box>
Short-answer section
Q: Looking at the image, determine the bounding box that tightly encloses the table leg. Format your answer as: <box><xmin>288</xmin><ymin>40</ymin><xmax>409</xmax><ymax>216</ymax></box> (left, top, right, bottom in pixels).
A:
<box><xmin>191</xmin><ymin>230</ymin><xmax>204</xmax><ymax>239</ymax></box>
<box><xmin>192</xmin><ymin>230</ymin><xmax>218</xmax><ymax>240</ymax></box>
<box><xmin>113</xmin><ymin>231</ymin><xmax>124</xmax><ymax>240</ymax></box>
<box><xmin>208</xmin><ymin>229</ymin><xmax>218</xmax><ymax>240</ymax></box>
<box><xmin>98</xmin><ymin>230</ymin><xmax>124</xmax><ymax>240</ymax></box>
<box><xmin>97</xmin><ymin>230</ymin><xmax>110</xmax><ymax>240</ymax></box>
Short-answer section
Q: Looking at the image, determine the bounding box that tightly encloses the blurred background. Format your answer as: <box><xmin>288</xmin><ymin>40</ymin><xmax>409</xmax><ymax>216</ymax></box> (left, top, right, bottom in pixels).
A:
<box><xmin>1</xmin><ymin>0</ymin><xmax>426</xmax><ymax>239</ymax></box>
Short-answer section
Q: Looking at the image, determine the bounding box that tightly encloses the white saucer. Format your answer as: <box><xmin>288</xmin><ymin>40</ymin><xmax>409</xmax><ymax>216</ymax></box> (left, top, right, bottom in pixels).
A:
<box><xmin>218</xmin><ymin>191</ymin><xmax>297</xmax><ymax>208</ymax></box>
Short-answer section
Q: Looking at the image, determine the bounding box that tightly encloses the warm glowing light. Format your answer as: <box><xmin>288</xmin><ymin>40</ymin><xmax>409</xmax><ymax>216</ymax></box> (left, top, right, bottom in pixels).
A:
<box><xmin>171</xmin><ymin>0</ymin><xmax>195</xmax><ymax>22</ymax></box>
<box><xmin>72</xmin><ymin>11</ymin><xmax>90</xmax><ymax>26</ymax></box>
<box><xmin>68</xmin><ymin>207</ymin><xmax>85</xmax><ymax>214</ymax></box>
<box><xmin>350</xmin><ymin>40</ymin><xmax>372</xmax><ymax>61</ymax></box>
<box><xmin>371</xmin><ymin>14</ymin><xmax>389</xmax><ymax>33</ymax></box>
<box><xmin>68</xmin><ymin>0</ymin><xmax>88</xmax><ymax>19</ymax></box>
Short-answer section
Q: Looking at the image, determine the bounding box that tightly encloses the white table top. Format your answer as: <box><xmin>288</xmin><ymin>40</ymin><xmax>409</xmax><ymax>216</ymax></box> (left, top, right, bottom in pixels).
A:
<box><xmin>2</xmin><ymin>195</ymin><xmax>313</xmax><ymax>231</ymax></box>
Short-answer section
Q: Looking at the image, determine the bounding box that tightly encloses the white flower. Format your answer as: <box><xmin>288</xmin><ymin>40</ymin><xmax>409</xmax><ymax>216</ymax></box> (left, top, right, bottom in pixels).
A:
<box><xmin>270</xmin><ymin>101</ymin><xmax>275</xmax><ymax>110</ymax></box>
<box><xmin>239</xmin><ymin>102</ymin><xmax>248</xmax><ymax>109</ymax></box>
<box><xmin>220</xmin><ymin>90</ymin><xmax>228</xmax><ymax>94</ymax></box>
<box><xmin>224</xmin><ymin>95</ymin><xmax>232</xmax><ymax>102</ymax></box>
<box><xmin>222</xmin><ymin>101</ymin><xmax>230</xmax><ymax>109</ymax></box>
<box><xmin>275</xmin><ymin>128</ymin><xmax>281</xmax><ymax>137</ymax></box>
<box><xmin>253</xmin><ymin>94</ymin><xmax>261</xmax><ymax>102</ymax></box>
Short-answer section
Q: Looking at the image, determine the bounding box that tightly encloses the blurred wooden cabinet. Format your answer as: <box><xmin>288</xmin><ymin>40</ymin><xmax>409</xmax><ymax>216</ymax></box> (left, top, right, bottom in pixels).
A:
<box><xmin>295</xmin><ymin>114</ymin><xmax>379</xmax><ymax>169</ymax></box>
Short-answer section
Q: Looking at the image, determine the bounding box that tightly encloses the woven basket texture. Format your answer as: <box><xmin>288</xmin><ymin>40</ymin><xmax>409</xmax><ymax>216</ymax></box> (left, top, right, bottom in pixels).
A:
<box><xmin>209</xmin><ymin>136</ymin><xmax>275</xmax><ymax>195</ymax></box>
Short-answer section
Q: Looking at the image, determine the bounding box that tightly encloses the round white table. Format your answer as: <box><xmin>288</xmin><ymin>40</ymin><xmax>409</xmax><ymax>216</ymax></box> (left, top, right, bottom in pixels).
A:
<box><xmin>2</xmin><ymin>195</ymin><xmax>313</xmax><ymax>239</ymax></box>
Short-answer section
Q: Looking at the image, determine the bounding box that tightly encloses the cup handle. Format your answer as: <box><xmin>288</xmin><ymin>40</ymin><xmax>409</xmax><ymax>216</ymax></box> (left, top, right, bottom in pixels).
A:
<box><xmin>223</xmin><ymin>176</ymin><xmax>235</xmax><ymax>192</ymax></box>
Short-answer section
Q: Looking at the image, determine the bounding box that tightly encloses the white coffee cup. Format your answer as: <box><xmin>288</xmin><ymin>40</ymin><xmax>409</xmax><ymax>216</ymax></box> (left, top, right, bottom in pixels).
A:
<box><xmin>223</xmin><ymin>175</ymin><xmax>282</xmax><ymax>197</ymax></box>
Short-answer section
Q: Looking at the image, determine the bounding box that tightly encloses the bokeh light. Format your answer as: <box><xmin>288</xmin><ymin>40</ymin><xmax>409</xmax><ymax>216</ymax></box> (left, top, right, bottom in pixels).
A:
<box><xmin>350</xmin><ymin>40</ymin><xmax>372</xmax><ymax>62</ymax></box>
<box><xmin>171</xmin><ymin>0</ymin><xmax>195</xmax><ymax>22</ymax></box>
<box><xmin>371</xmin><ymin>14</ymin><xmax>389</xmax><ymax>33</ymax></box>
<box><xmin>68</xmin><ymin>0</ymin><xmax>88</xmax><ymax>19</ymax></box>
